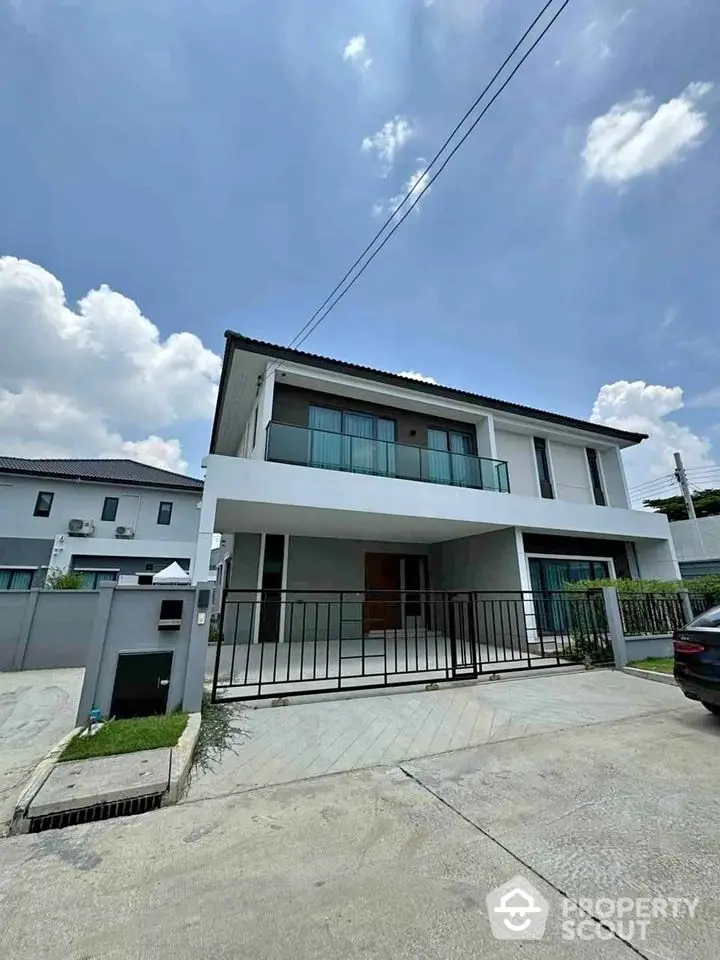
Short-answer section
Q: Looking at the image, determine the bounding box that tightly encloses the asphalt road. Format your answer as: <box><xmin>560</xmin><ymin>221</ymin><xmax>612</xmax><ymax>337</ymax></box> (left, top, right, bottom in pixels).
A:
<box><xmin>0</xmin><ymin>695</ymin><xmax>717</xmax><ymax>959</ymax></box>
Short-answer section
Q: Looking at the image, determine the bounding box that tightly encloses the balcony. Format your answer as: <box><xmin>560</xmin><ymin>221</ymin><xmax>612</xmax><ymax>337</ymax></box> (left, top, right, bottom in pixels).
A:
<box><xmin>265</xmin><ymin>421</ymin><xmax>511</xmax><ymax>493</ymax></box>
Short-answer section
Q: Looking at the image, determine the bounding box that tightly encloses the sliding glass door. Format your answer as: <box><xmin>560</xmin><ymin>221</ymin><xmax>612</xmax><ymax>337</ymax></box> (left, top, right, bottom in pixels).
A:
<box><xmin>529</xmin><ymin>557</ymin><xmax>610</xmax><ymax>633</ymax></box>
<box><xmin>426</xmin><ymin>429</ymin><xmax>475</xmax><ymax>486</ymax></box>
<box><xmin>309</xmin><ymin>405</ymin><xmax>396</xmax><ymax>476</ymax></box>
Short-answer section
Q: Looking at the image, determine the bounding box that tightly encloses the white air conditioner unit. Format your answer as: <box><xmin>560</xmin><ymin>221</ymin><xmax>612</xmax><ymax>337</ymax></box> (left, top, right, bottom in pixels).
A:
<box><xmin>67</xmin><ymin>518</ymin><xmax>95</xmax><ymax>537</ymax></box>
<box><xmin>115</xmin><ymin>525</ymin><xmax>135</xmax><ymax>539</ymax></box>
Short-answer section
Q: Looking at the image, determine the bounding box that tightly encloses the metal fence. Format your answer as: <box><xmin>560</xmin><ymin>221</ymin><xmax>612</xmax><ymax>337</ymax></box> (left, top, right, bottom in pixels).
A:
<box><xmin>211</xmin><ymin>588</ymin><xmax>612</xmax><ymax>701</ymax></box>
<box><xmin>617</xmin><ymin>593</ymin><xmax>686</xmax><ymax>637</ymax></box>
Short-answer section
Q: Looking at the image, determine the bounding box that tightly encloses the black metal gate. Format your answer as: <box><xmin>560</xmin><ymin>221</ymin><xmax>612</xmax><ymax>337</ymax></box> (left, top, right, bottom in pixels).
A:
<box><xmin>210</xmin><ymin>588</ymin><xmax>612</xmax><ymax>702</ymax></box>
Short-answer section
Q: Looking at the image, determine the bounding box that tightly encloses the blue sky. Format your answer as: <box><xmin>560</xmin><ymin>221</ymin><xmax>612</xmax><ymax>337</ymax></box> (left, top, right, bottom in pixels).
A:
<box><xmin>0</xmin><ymin>0</ymin><xmax>718</xmax><ymax>499</ymax></box>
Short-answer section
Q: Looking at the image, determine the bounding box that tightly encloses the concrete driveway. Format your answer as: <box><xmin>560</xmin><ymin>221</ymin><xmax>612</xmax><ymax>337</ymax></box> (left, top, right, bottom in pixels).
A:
<box><xmin>0</xmin><ymin>668</ymin><xmax>83</xmax><ymax>835</ymax></box>
<box><xmin>0</xmin><ymin>688</ymin><xmax>716</xmax><ymax>959</ymax></box>
<box><xmin>187</xmin><ymin>670</ymin><xmax>685</xmax><ymax>802</ymax></box>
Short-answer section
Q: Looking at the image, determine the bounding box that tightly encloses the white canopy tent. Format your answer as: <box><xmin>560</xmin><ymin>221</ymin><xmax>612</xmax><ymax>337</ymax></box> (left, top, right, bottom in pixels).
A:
<box><xmin>152</xmin><ymin>561</ymin><xmax>191</xmax><ymax>585</ymax></box>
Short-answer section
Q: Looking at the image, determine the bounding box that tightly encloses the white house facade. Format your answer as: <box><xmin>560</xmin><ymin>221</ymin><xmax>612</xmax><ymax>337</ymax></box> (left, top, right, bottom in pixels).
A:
<box><xmin>0</xmin><ymin>458</ymin><xmax>203</xmax><ymax>589</ymax></box>
<box><xmin>197</xmin><ymin>333</ymin><xmax>679</xmax><ymax>699</ymax></box>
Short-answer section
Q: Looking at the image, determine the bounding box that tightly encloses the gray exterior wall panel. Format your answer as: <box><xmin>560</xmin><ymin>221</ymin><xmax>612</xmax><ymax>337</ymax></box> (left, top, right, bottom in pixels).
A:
<box><xmin>272</xmin><ymin>383</ymin><xmax>479</xmax><ymax>451</ymax></box>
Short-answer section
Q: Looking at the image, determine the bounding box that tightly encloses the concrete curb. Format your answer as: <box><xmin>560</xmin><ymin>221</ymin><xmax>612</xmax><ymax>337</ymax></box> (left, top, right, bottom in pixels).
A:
<box><xmin>166</xmin><ymin>712</ymin><xmax>202</xmax><ymax>804</ymax></box>
<box><xmin>622</xmin><ymin>666</ymin><xmax>678</xmax><ymax>687</ymax></box>
<box><xmin>9</xmin><ymin>726</ymin><xmax>83</xmax><ymax>836</ymax></box>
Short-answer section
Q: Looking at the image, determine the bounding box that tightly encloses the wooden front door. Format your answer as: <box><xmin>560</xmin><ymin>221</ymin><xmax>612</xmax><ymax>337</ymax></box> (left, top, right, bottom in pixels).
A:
<box><xmin>364</xmin><ymin>553</ymin><xmax>402</xmax><ymax>633</ymax></box>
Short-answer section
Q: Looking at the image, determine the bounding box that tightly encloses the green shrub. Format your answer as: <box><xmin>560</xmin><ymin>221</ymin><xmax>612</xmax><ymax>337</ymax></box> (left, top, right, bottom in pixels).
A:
<box><xmin>44</xmin><ymin>568</ymin><xmax>85</xmax><ymax>590</ymax></box>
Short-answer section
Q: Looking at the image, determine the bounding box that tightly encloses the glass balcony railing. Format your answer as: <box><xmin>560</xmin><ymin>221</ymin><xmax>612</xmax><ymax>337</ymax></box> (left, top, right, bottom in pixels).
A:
<box><xmin>265</xmin><ymin>422</ymin><xmax>511</xmax><ymax>493</ymax></box>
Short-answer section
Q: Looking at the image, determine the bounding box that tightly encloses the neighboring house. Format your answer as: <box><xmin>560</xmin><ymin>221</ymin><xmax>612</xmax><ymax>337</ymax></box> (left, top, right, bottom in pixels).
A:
<box><xmin>194</xmin><ymin>333</ymin><xmax>679</xmax><ymax>601</ymax></box>
<box><xmin>670</xmin><ymin>515</ymin><xmax>720</xmax><ymax>578</ymax></box>
<box><xmin>0</xmin><ymin>458</ymin><xmax>203</xmax><ymax>589</ymax></box>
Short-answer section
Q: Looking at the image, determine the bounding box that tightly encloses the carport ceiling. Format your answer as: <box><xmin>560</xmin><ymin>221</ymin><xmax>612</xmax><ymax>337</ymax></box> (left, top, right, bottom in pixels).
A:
<box><xmin>215</xmin><ymin>500</ymin><xmax>503</xmax><ymax>543</ymax></box>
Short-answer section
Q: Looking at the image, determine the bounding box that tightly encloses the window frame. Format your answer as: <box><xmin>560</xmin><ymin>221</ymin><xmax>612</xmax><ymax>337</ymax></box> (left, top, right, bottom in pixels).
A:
<box><xmin>101</xmin><ymin>496</ymin><xmax>119</xmax><ymax>522</ymax></box>
<box><xmin>157</xmin><ymin>501</ymin><xmax>173</xmax><ymax>526</ymax></box>
<box><xmin>33</xmin><ymin>491</ymin><xmax>55</xmax><ymax>518</ymax></box>
<box><xmin>533</xmin><ymin>438</ymin><xmax>555</xmax><ymax>500</ymax></box>
<box><xmin>586</xmin><ymin>448</ymin><xmax>607</xmax><ymax>506</ymax></box>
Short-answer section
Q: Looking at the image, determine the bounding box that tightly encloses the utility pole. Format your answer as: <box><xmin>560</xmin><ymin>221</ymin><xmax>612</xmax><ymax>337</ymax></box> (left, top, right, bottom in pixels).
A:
<box><xmin>673</xmin><ymin>451</ymin><xmax>697</xmax><ymax>521</ymax></box>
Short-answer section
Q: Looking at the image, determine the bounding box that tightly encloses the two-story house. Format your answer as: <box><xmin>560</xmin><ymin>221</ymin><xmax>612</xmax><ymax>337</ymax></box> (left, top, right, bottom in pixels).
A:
<box><xmin>196</xmin><ymin>333</ymin><xmax>680</xmax><ymax>699</ymax></box>
<box><xmin>0</xmin><ymin>458</ymin><xmax>203</xmax><ymax>588</ymax></box>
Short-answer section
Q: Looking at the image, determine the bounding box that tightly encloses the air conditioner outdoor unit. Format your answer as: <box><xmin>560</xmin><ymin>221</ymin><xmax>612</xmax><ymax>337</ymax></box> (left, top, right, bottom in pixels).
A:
<box><xmin>115</xmin><ymin>526</ymin><xmax>135</xmax><ymax>539</ymax></box>
<box><xmin>67</xmin><ymin>518</ymin><xmax>95</xmax><ymax>537</ymax></box>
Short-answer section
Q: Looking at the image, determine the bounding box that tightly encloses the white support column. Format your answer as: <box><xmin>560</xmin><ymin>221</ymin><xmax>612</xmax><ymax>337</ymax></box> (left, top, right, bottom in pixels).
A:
<box><xmin>250</xmin><ymin>364</ymin><xmax>276</xmax><ymax>460</ymax></box>
<box><xmin>191</xmin><ymin>487</ymin><xmax>217</xmax><ymax>584</ymax></box>
<box><xmin>514</xmin><ymin>527</ymin><xmax>537</xmax><ymax>641</ymax></box>
<box><xmin>476</xmin><ymin>414</ymin><xmax>497</xmax><ymax>460</ymax></box>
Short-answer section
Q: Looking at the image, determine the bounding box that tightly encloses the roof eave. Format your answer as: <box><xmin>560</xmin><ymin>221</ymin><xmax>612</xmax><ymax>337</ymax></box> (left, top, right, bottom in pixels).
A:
<box><xmin>222</xmin><ymin>331</ymin><xmax>647</xmax><ymax>448</ymax></box>
<box><xmin>0</xmin><ymin>466</ymin><xmax>203</xmax><ymax>491</ymax></box>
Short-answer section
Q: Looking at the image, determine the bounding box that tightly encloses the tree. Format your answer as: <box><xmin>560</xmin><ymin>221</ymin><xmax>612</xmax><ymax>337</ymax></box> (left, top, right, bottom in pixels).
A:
<box><xmin>644</xmin><ymin>488</ymin><xmax>720</xmax><ymax>522</ymax></box>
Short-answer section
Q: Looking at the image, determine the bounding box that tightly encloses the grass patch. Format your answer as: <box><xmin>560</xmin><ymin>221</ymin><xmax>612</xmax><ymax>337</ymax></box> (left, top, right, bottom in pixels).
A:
<box><xmin>60</xmin><ymin>713</ymin><xmax>189</xmax><ymax>762</ymax></box>
<box><xmin>629</xmin><ymin>657</ymin><xmax>674</xmax><ymax>675</ymax></box>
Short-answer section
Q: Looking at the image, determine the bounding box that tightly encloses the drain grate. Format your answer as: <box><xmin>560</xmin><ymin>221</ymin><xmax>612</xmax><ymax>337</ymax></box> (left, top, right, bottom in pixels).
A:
<box><xmin>28</xmin><ymin>793</ymin><xmax>163</xmax><ymax>833</ymax></box>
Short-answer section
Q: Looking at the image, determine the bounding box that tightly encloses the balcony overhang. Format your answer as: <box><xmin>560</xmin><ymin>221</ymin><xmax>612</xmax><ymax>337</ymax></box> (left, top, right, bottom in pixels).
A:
<box><xmin>204</xmin><ymin>455</ymin><xmax>674</xmax><ymax>545</ymax></box>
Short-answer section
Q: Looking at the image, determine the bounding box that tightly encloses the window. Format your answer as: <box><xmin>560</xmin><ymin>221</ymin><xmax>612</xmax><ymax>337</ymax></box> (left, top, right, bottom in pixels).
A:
<box><xmin>33</xmin><ymin>491</ymin><xmax>54</xmax><ymax>517</ymax></box>
<box><xmin>251</xmin><ymin>404</ymin><xmax>259</xmax><ymax>450</ymax></box>
<box><xmin>533</xmin><ymin>438</ymin><xmax>554</xmax><ymax>499</ymax></box>
<box><xmin>258</xmin><ymin>534</ymin><xmax>286</xmax><ymax>644</ymax></box>
<box><xmin>690</xmin><ymin>606</ymin><xmax>720</xmax><ymax>628</ymax></box>
<box><xmin>74</xmin><ymin>570</ymin><xmax>118</xmax><ymax>589</ymax></box>
<box><xmin>586</xmin><ymin>448</ymin><xmax>606</xmax><ymax>506</ymax></box>
<box><xmin>0</xmin><ymin>569</ymin><xmax>33</xmax><ymax>590</ymax></box>
<box><xmin>157</xmin><ymin>501</ymin><xmax>173</xmax><ymax>525</ymax></box>
<box><xmin>426</xmin><ymin>429</ymin><xmax>476</xmax><ymax>486</ymax></box>
<box><xmin>308</xmin><ymin>405</ymin><xmax>396</xmax><ymax>476</ymax></box>
<box><xmin>145</xmin><ymin>562</ymin><xmax>156</xmax><ymax>572</ymax></box>
<box><xmin>101</xmin><ymin>496</ymin><xmax>119</xmax><ymax>522</ymax></box>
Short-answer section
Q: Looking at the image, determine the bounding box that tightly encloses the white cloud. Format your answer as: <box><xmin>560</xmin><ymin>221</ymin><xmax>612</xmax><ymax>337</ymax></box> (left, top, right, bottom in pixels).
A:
<box><xmin>397</xmin><ymin>370</ymin><xmax>438</xmax><ymax>384</ymax></box>
<box><xmin>361</xmin><ymin>116</ymin><xmax>415</xmax><ymax>173</ymax></box>
<box><xmin>342</xmin><ymin>34</ymin><xmax>372</xmax><ymax>72</ymax></box>
<box><xmin>0</xmin><ymin>257</ymin><xmax>222</xmax><ymax>472</ymax></box>
<box><xmin>374</xmin><ymin>163</ymin><xmax>432</xmax><ymax>218</ymax></box>
<box><xmin>590</xmin><ymin>380</ymin><xmax>716</xmax><ymax>493</ymax></box>
<box><xmin>582</xmin><ymin>82</ymin><xmax>713</xmax><ymax>185</ymax></box>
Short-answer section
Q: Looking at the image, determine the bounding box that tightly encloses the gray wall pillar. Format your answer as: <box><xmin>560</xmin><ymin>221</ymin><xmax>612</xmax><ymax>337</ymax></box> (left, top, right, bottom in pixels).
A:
<box><xmin>678</xmin><ymin>589</ymin><xmax>694</xmax><ymax>625</ymax></box>
<box><xmin>602</xmin><ymin>586</ymin><xmax>627</xmax><ymax>668</ymax></box>
<box><xmin>76</xmin><ymin>581</ymin><xmax>115</xmax><ymax>725</ymax></box>
<box><xmin>182</xmin><ymin>582</ymin><xmax>212</xmax><ymax>713</ymax></box>
<box><xmin>12</xmin><ymin>589</ymin><xmax>40</xmax><ymax>670</ymax></box>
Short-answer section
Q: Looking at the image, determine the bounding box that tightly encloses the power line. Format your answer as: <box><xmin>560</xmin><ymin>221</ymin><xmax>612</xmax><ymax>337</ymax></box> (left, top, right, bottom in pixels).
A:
<box><xmin>258</xmin><ymin>0</ymin><xmax>571</xmax><ymax>386</ymax></box>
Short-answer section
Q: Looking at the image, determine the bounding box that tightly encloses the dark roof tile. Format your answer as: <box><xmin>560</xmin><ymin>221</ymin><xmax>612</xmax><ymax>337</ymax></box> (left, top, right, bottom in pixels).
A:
<box><xmin>0</xmin><ymin>457</ymin><xmax>203</xmax><ymax>491</ymax></box>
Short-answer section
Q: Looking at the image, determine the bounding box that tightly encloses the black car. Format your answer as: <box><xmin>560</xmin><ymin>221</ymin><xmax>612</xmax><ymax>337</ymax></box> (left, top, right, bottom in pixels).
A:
<box><xmin>674</xmin><ymin>603</ymin><xmax>720</xmax><ymax>716</ymax></box>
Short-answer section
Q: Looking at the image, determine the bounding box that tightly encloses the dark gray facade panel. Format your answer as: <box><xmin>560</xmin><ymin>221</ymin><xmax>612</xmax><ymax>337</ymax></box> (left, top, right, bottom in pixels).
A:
<box><xmin>272</xmin><ymin>383</ymin><xmax>479</xmax><ymax>451</ymax></box>
<box><xmin>0</xmin><ymin>537</ymin><xmax>54</xmax><ymax>568</ymax></box>
<box><xmin>70</xmin><ymin>555</ymin><xmax>191</xmax><ymax>575</ymax></box>
<box><xmin>522</xmin><ymin>533</ymin><xmax>632</xmax><ymax>579</ymax></box>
